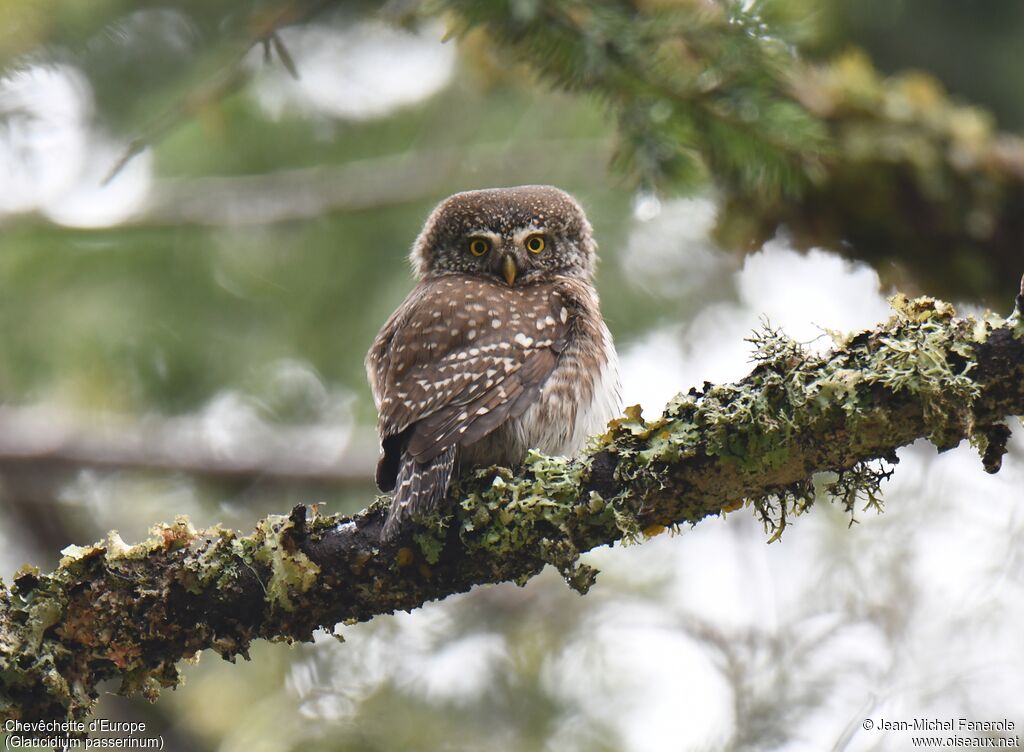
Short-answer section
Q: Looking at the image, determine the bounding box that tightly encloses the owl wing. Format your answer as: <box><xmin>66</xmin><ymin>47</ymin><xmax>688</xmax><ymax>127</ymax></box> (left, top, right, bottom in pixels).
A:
<box><xmin>367</xmin><ymin>276</ymin><xmax>571</xmax><ymax>486</ymax></box>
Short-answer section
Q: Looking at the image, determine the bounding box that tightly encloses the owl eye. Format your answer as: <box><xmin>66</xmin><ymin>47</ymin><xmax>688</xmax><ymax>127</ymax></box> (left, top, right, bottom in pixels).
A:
<box><xmin>525</xmin><ymin>234</ymin><xmax>547</xmax><ymax>254</ymax></box>
<box><xmin>468</xmin><ymin>238</ymin><xmax>490</xmax><ymax>257</ymax></box>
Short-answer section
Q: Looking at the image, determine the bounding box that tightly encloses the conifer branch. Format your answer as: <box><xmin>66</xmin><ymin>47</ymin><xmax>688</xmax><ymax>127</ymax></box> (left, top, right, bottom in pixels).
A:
<box><xmin>441</xmin><ymin>1</ymin><xmax>1024</xmax><ymax>298</ymax></box>
<box><xmin>2</xmin><ymin>291</ymin><xmax>1022</xmax><ymax>725</ymax></box>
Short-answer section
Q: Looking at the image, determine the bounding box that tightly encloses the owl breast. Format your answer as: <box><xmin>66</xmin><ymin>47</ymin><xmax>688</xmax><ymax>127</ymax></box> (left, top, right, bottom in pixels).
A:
<box><xmin>459</xmin><ymin>282</ymin><xmax>621</xmax><ymax>467</ymax></box>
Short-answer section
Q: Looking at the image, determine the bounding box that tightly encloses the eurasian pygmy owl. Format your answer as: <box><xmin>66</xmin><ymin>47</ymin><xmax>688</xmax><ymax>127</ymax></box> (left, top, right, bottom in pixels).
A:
<box><xmin>366</xmin><ymin>185</ymin><xmax>621</xmax><ymax>540</ymax></box>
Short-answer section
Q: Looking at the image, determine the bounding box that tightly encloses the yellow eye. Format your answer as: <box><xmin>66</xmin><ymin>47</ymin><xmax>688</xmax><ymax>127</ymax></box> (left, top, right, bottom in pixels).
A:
<box><xmin>525</xmin><ymin>234</ymin><xmax>546</xmax><ymax>254</ymax></box>
<box><xmin>469</xmin><ymin>238</ymin><xmax>490</xmax><ymax>256</ymax></box>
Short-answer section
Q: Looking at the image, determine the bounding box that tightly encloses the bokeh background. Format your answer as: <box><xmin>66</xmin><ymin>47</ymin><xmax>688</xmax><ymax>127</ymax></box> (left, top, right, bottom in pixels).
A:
<box><xmin>1</xmin><ymin>1</ymin><xmax>1022</xmax><ymax>750</ymax></box>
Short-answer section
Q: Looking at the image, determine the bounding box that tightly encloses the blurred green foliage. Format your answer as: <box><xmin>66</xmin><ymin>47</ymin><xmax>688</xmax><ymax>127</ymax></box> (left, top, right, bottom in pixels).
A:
<box><xmin>444</xmin><ymin>0</ymin><xmax>830</xmax><ymax>194</ymax></box>
<box><xmin>820</xmin><ymin>0</ymin><xmax>1024</xmax><ymax>129</ymax></box>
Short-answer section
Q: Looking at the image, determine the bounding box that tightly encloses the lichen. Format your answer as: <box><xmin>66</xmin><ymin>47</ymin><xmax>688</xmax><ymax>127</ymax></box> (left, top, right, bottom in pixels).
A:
<box><xmin>538</xmin><ymin>538</ymin><xmax>598</xmax><ymax>594</ymax></box>
<box><xmin>866</xmin><ymin>295</ymin><xmax>981</xmax><ymax>448</ymax></box>
<box><xmin>750</xmin><ymin>479</ymin><xmax>817</xmax><ymax>543</ymax></box>
<box><xmin>459</xmin><ymin>455</ymin><xmax>586</xmax><ymax>550</ymax></box>
<box><xmin>244</xmin><ymin>514</ymin><xmax>320</xmax><ymax>610</ymax></box>
<box><xmin>823</xmin><ymin>460</ymin><xmax>893</xmax><ymax>522</ymax></box>
<box><xmin>453</xmin><ymin>454</ymin><xmax>612</xmax><ymax>590</ymax></box>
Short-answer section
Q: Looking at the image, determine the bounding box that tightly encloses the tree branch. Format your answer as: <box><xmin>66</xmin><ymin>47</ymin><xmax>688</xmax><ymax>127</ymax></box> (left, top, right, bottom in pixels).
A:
<box><xmin>2</xmin><ymin>292</ymin><xmax>1022</xmax><ymax>725</ymax></box>
<box><xmin>123</xmin><ymin>140</ymin><xmax>610</xmax><ymax>228</ymax></box>
<box><xmin>0</xmin><ymin>406</ymin><xmax>376</xmax><ymax>485</ymax></box>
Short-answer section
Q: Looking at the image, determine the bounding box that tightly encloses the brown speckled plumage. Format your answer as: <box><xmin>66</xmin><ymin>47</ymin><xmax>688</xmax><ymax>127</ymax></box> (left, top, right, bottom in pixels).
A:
<box><xmin>367</xmin><ymin>186</ymin><xmax>621</xmax><ymax>540</ymax></box>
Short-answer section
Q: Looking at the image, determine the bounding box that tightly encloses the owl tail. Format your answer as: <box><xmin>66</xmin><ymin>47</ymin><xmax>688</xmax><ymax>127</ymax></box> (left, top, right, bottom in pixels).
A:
<box><xmin>381</xmin><ymin>446</ymin><xmax>457</xmax><ymax>542</ymax></box>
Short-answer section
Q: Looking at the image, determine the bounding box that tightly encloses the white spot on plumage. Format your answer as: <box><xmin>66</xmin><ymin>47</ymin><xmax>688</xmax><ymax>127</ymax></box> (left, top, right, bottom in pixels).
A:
<box><xmin>514</xmin><ymin>333</ymin><xmax>534</xmax><ymax>347</ymax></box>
<box><xmin>491</xmin><ymin>319</ymin><xmax>501</xmax><ymax>329</ymax></box>
<box><xmin>559</xmin><ymin>307</ymin><xmax>568</xmax><ymax>323</ymax></box>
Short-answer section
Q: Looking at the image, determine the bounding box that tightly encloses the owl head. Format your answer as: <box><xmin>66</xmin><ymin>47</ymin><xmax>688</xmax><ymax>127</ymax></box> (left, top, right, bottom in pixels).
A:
<box><xmin>410</xmin><ymin>185</ymin><xmax>597</xmax><ymax>285</ymax></box>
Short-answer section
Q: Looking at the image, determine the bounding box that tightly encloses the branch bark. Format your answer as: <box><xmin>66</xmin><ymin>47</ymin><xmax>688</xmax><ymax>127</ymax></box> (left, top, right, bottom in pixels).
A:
<box><xmin>0</xmin><ymin>406</ymin><xmax>377</xmax><ymax>485</ymax></box>
<box><xmin>2</xmin><ymin>294</ymin><xmax>1022</xmax><ymax>725</ymax></box>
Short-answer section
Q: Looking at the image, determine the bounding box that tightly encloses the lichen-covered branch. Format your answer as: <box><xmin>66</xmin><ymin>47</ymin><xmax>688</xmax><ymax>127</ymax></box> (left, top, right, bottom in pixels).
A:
<box><xmin>2</xmin><ymin>294</ymin><xmax>1023</xmax><ymax>725</ymax></box>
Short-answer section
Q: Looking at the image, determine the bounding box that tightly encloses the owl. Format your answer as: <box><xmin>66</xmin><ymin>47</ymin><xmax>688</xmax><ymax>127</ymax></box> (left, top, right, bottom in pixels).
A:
<box><xmin>366</xmin><ymin>185</ymin><xmax>621</xmax><ymax>541</ymax></box>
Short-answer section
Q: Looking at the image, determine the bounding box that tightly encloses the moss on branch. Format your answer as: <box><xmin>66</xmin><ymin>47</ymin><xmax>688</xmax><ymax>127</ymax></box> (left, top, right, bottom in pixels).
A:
<box><xmin>2</xmin><ymin>295</ymin><xmax>1023</xmax><ymax>725</ymax></box>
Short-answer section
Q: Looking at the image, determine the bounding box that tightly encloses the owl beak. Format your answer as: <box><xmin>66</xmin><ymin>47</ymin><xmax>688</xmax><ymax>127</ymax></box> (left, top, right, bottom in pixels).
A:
<box><xmin>502</xmin><ymin>254</ymin><xmax>518</xmax><ymax>286</ymax></box>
